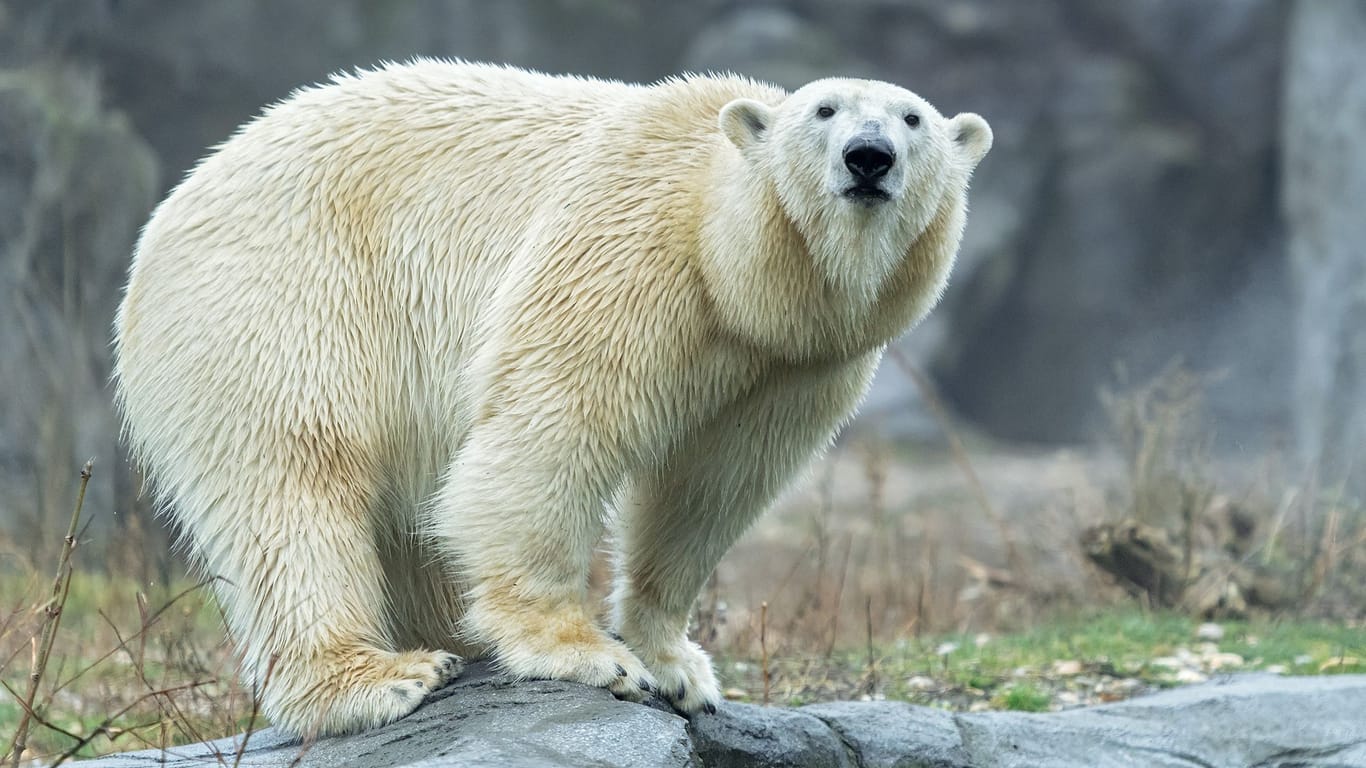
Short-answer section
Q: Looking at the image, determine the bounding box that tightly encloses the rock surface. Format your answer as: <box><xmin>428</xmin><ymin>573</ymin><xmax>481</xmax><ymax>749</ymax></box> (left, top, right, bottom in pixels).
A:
<box><xmin>1283</xmin><ymin>0</ymin><xmax>1366</xmax><ymax>497</ymax></box>
<box><xmin>80</xmin><ymin>664</ymin><xmax>1366</xmax><ymax>767</ymax></box>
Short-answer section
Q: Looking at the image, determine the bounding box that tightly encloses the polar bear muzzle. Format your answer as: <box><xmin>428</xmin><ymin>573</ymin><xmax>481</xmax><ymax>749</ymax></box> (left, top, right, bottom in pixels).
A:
<box><xmin>842</xmin><ymin>133</ymin><xmax>896</xmax><ymax>203</ymax></box>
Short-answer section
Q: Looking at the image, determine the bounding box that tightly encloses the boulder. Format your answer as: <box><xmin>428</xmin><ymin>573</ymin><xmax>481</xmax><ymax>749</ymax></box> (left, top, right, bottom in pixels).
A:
<box><xmin>77</xmin><ymin>665</ymin><xmax>1366</xmax><ymax>768</ymax></box>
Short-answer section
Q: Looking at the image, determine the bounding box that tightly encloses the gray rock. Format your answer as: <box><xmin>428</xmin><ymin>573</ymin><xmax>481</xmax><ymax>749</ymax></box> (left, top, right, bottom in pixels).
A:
<box><xmin>924</xmin><ymin>0</ymin><xmax>1292</xmax><ymax>445</ymax></box>
<box><xmin>80</xmin><ymin>672</ymin><xmax>1366</xmax><ymax>768</ymax></box>
<box><xmin>689</xmin><ymin>701</ymin><xmax>853</xmax><ymax>768</ymax></box>
<box><xmin>82</xmin><ymin>662</ymin><xmax>698</xmax><ymax>767</ymax></box>
<box><xmin>1283</xmin><ymin>0</ymin><xmax>1366</xmax><ymax>496</ymax></box>
<box><xmin>801</xmin><ymin>701</ymin><xmax>969</xmax><ymax>768</ymax></box>
<box><xmin>0</xmin><ymin>61</ymin><xmax>159</xmax><ymax>532</ymax></box>
<box><xmin>954</xmin><ymin>674</ymin><xmax>1366</xmax><ymax>768</ymax></box>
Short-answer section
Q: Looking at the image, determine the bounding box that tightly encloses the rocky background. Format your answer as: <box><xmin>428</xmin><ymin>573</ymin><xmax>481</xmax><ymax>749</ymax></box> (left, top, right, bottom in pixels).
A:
<box><xmin>1</xmin><ymin>0</ymin><xmax>1363</xmax><ymax>543</ymax></box>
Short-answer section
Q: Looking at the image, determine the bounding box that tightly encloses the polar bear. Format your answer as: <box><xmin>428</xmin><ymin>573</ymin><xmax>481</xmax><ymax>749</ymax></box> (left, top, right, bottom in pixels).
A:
<box><xmin>113</xmin><ymin>60</ymin><xmax>990</xmax><ymax>736</ymax></box>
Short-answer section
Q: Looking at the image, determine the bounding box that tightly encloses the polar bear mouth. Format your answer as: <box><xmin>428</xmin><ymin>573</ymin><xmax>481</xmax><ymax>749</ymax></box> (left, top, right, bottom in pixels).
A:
<box><xmin>843</xmin><ymin>184</ymin><xmax>891</xmax><ymax>205</ymax></box>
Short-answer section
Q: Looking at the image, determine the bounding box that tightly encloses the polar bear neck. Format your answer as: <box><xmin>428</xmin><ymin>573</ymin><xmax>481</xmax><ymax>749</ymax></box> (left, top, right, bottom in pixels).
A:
<box><xmin>699</xmin><ymin>152</ymin><xmax>963</xmax><ymax>364</ymax></box>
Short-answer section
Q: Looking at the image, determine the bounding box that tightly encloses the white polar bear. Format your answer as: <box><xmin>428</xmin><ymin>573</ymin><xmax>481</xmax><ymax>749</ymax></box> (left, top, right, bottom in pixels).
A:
<box><xmin>113</xmin><ymin>60</ymin><xmax>990</xmax><ymax>736</ymax></box>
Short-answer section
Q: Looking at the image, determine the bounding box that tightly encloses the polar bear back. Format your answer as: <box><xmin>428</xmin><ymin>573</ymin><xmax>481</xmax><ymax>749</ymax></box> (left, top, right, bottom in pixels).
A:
<box><xmin>114</xmin><ymin>62</ymin><xmax>785</xmax><ymax>507</ymax></box>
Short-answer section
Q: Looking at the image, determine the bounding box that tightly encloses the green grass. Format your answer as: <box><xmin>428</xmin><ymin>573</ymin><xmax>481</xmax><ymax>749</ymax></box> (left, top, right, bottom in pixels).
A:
<box><xmin>995</xmin><ymin>683</ymin><xmax>1051</xmax><ymax>712</ymax></box>
<box><xmin>912</xmin><ymin>610</ymin><xmax>1351</xmax><ymax>676</ymax></box>
<box><xmin>893</xmin><ymin>610</ymin><xmax>1362</xmax><ymax>695</ymax></box>
<box><xmin>716</xmin><ymin>608</ymin><xmax>1366</xmax><ymax>709</ymax></box>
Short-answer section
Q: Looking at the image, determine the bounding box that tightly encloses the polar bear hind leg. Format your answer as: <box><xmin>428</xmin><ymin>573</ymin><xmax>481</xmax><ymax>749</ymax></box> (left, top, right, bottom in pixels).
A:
<box><xmin>191</xmin><ymin>452</ymin><xmax>462</xmax><ymax>736</ymax></box>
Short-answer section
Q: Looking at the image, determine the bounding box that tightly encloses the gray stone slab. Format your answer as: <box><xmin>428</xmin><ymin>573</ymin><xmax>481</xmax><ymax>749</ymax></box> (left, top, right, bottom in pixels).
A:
<box><xmin>801</xmin><ymin>700</ymin><xmax>970</xmax><ymax>768</ymax></box>
<box><xmin>78</xmin><ymin>671</ymin><xmax>1366</xmax><ymax>768</ymax></box>
<box><xmin>81</xmin><ymin>662</ymin><xmax>697</xmax><ymax>767</ymax></box>
<box><xmin>687</xmin><ymin>701</ymin><xmax>853</xmax><ymax>768</ymax></box>
<box><xmin>955</xmin><ymin>674</ymin><xmax>1366</xmax><ymax>768</ymax></box>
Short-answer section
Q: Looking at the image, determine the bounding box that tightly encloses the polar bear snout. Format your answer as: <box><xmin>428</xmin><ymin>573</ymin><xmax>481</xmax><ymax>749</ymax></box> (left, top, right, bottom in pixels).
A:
<box><xmin>843</xmin><ymin>135</ymin><xmax>896</xmax><ymax>181</ymax></box>
<box><xmin>841</xmin><ymin>133</ymin><xmax>896</xmax><ymax>204</ymax></box>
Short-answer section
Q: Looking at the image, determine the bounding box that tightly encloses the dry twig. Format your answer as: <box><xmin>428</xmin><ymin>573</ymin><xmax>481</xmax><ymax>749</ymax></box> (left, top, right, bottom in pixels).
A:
<box><xmin>7</xmin><ymin>460</ymin><xmax>93</xmax><ymax>768</ymax></box>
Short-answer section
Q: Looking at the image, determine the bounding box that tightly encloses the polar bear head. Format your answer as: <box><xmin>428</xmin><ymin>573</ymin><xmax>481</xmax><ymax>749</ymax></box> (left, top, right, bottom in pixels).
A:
<box><xmin>718</xmin><ymin>78</ymin><xmax>991</xmax><ymax>295</ymax></box>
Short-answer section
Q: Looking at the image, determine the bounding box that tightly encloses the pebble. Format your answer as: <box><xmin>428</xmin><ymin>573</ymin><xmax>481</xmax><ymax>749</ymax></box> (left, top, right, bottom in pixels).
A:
<box><xmin>1196</xmin><ymin>622</ymin><xmax>1225</xmax><ymax>641</ymax></box>
<box><xmin>1206</xmin><ymin>652</ymin><xmax>1244</xmax><ymax>670</ymax></box>
<box><xmin>1175</xmin><ymin>668</ymin><xmax>1209</xmax><ymax>684</ymax></box>
<box><xmin>1051</xmin><ymin>659</ymin><xmax>1083</xmax><ymax>676</ymax></box>
<box><xmin>906</xmin><ymin>675</ymin><xmax>937</xmax><ymax>691</ymax></box>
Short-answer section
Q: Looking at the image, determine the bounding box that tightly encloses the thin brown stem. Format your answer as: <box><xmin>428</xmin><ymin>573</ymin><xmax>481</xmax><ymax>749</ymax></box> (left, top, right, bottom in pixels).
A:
<box><xmin>8</xmin><ymin>460</ymin><xmax>92</xmax><ymax>768</ymax></box>
<box><xmin>759</xmin><ymin>602</ymin><xmax>770</xmax><ymax>706</ymax></box>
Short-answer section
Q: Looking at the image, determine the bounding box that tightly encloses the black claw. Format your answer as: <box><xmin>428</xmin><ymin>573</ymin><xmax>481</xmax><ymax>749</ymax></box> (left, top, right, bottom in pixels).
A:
<box><xmin>614</xmin><ymin>663</ymin><xmax>628</xmax><ymax>677</ymax></box>
<box><xmin>638</xmin><ymin>679</ymin><xmax>654</xmax><ymax>693</ymax></box>
<box><xmin>609</xmin><ymin>632</ymin><xmax>625</xmax><ymax>643</ymax></box>
<box><xmin>674</xmin><ymin>685</ymin><xmax>687</xmax><ymax>702</ymax></box>
<box><xmin>704</xmin><ymin>701</ymin><xmax>717</xmax><ymax>715</ymax></box>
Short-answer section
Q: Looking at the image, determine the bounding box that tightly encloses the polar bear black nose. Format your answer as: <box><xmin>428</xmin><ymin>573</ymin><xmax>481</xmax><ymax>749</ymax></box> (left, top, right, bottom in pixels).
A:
<box><xmin>843</xmin><ymin>136</ymin><xmax>896</xmax><ymax>181</ymax></box>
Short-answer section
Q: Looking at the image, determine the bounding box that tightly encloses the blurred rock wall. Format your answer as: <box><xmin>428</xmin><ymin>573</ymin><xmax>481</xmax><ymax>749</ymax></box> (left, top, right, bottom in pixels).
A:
<box><xmin>0</xmin><ymin>0</ymin><xmax>1356</xmax><ymax>536</ymax></box>
<box><xmin>1284</xmin><ymin>0</ymin><xmax>1366</xmax><ymax>495</ymax></box>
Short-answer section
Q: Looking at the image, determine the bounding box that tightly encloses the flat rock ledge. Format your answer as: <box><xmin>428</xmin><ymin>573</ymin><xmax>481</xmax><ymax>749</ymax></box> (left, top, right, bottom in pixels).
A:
<box><xmin>83</xmin><ymin>664</ymin><xmax>1366</xmax><ymax>768</ymax></box>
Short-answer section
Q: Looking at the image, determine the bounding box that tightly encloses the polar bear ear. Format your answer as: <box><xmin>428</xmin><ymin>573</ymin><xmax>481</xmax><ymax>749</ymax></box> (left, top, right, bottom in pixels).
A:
<box><xmin>950</xmin><ymin>113</ymin><xmax>993</xmax><ymax>169</ymax></box>
<box><xmin>719</xmin><ymin>98</ymin><xmax>773</xmax><ymax>153</ymax></box>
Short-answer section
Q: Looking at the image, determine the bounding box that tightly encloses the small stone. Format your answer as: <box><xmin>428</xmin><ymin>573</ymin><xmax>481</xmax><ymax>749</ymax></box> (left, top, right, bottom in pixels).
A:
<box><xmin>1152</xmin><ymin>656</ymin><xmax>1183</xmax><ymax>669</ymax></box>
<box><xmin>1175</xmin><ymin>668</ymin><xmax>1208</xmax><ymax>684</ymax></box>
<box><xmin>1206</xmin><ymin>652</ymin><xmax>1244</xmax><ymax>669</ymax></box>
<box><xmin>1265</xmin><ymin>664</ymin><xmax>1287</xmax><ymax>675</ymax></box>
<box><xmin>906</xmin><ymin>675</ymin><xmax>937</xmax><ymax>691</ymax></box>
<box><xmin>969</xmin><ymin>700</ymin><xmax>992</xmax><ymax>712</ymax></box>
<box><xmin>1051</xmin><ymin>659</ymin><xmax>1083</xmax><ymax>676</ymax></box>
<box><xmin>1196</xmin><ymin>622</ymin><xmax>1225</xmax><ymax>641</ymax></box>
<box><xmin>722</xmin><ymin>687</ymin><xmax>749</xmax><ymax>700</ymax></box>
<box><xmin>1056</xmin><ymin>691</ymin><xmax>1082</xmax><ymax>708</ymax></box>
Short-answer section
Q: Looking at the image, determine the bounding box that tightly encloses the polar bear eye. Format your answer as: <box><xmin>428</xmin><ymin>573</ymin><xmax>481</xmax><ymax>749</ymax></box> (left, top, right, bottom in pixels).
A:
<box><xmin>904</xmin><ymin>113</ymin><xmax>921</xmax><ymax>128</ymax></box>
<box><xmin>816</xmin><ymin>105</ymin><xmax>835</xmax><ymax>119</ymax></box>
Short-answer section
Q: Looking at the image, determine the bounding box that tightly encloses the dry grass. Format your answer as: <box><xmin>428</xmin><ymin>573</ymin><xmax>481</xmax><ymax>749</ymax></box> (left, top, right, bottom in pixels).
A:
<box><xmin>705</xmin><ymin>361</ymin><xmax>1364</xmax><ymax>699</ymax></box>
<box><xmin>0</xmin><ymin>464</ymin><xmax>253</xmax><ymax>766</ymax></box>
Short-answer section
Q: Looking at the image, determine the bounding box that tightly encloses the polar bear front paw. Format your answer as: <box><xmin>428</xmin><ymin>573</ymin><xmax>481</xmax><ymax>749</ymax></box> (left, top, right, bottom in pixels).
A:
<box><xmin>499</xmin><ymin>635</ymin><xmax>657</xmax><ymax>702</ymax></box>
<box><xmin>639</xmin><ymin>638</ymin><xmax>721</xmax><ymax>715</ymax></box>
<box><xmin>471</xmin><ymin>602</ymin><xmax>658</xmax><ymax>701</ymax></box>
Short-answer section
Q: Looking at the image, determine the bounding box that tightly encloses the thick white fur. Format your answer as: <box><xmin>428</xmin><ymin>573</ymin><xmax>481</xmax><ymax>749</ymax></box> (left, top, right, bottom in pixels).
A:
<box><xmin>113</xmin><ymin>60</ymin><xmax>990</xmax><ymax>736</ymax></box>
